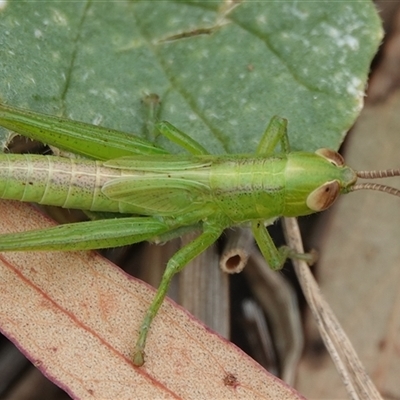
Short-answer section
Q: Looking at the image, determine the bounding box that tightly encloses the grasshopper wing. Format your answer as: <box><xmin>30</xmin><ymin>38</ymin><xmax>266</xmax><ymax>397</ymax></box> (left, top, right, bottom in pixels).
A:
<box><xmin>103</xmin><ymin>155</ymin><xmax>213</xmax><ymax>216</ymax></box>
<box><xmin>103</xmin><ymin>155</ymin><xmax>211</xmax><ymax>171</ymax></box>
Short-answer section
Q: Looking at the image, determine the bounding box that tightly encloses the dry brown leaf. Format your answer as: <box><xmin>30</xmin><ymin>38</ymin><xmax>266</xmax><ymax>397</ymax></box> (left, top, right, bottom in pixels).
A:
<box><xmin>0</xmin><ymin>200</ymin><xmax>305</xmax><ymax>399</ymax></box>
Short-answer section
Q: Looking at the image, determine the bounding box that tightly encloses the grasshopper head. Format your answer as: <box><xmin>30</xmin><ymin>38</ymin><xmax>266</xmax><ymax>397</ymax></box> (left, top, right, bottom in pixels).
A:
<box><xmin>284</xmin><ymin>148</ymin><xmax>400</xmax><ymax>217</ymax></box>
<box><xmin>283</xmin><ymin>148</ymin><xmax>357</xmax><ymax>217</ymax></box>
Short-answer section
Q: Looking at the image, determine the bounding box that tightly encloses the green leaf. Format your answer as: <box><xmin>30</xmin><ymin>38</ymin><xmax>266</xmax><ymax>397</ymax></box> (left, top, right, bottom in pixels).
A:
<box><xmin>0</xmin><ymin>0</ymin><xmax>382</xmax><ymax>153</ymax></box>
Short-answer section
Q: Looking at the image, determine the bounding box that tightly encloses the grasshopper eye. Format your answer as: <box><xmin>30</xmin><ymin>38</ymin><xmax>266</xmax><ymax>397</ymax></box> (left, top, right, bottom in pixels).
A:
<box><xmin>315</xmin><ymin>148</ymin><xmax>344</xmax><ymax>167</ymax></box>
<box><xmin>307</xmin><ymin>181</ymin><xmax>340</xmax><ymax>211</ymax></box>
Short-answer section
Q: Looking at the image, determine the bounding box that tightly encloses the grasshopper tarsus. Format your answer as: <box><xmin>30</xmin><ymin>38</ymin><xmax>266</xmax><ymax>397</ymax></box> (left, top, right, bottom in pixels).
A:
<box><xmin>133</xmin><ymin>350</ymin><xmax>145</xmax><ymax>367</ymax></box>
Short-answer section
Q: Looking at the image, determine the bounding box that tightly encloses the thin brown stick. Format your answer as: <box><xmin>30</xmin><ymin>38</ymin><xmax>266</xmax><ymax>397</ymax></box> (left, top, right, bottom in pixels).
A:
<box><xmin>282</xmin><ymin>217</ymin><xmax>383</xmax><ymax>400</ymax></box>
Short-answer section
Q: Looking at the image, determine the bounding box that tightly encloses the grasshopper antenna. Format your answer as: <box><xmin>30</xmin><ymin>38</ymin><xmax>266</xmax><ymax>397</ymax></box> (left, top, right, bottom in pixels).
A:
<box><xmin>350</xmin><ymin>169</ymin><xmax>400</xmax><ymax>197</ymax></box>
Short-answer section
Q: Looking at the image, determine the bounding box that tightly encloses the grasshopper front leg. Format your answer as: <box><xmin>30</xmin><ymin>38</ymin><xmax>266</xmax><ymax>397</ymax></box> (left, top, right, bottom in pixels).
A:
<box><xmin>251</xmin><ymin>220</ymin><xmax>316</xmax><ymax>270</ymax></box>
<box><xmin>133</xmin><ymin>222</ymin><xmax>223</xmax><ymax>366</ymax></box>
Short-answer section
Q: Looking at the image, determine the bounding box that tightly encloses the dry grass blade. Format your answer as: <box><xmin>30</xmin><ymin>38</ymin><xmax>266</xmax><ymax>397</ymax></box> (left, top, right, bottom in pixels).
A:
<box><xmin>244</xmin><ymin>250</ymin><xmax>303</xmax><ymax>386</ymax></box>
<box><xmin>282</xmin><ymin>217</ymin><xmax>383</xmax><ymax>400</ymax></box>
<box><xmin>179</xmin><ymin>232</ymin><xmax>230</xmax><ymax>338</ymax></box>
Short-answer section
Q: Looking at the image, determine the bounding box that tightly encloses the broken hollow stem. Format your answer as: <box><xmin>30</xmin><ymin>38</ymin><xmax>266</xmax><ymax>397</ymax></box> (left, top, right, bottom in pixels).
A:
<box><xmin>219</xmin><ymin>228</ymin><xmax>254</xmax><ymax>274</ymax></box>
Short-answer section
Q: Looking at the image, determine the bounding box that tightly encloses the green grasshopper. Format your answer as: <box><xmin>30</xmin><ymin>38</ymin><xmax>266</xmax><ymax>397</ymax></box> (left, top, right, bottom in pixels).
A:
<box><xmin>0</xmin><ymin>103</ymin><xmax>399</xmax><ymax>366</ymax></box>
